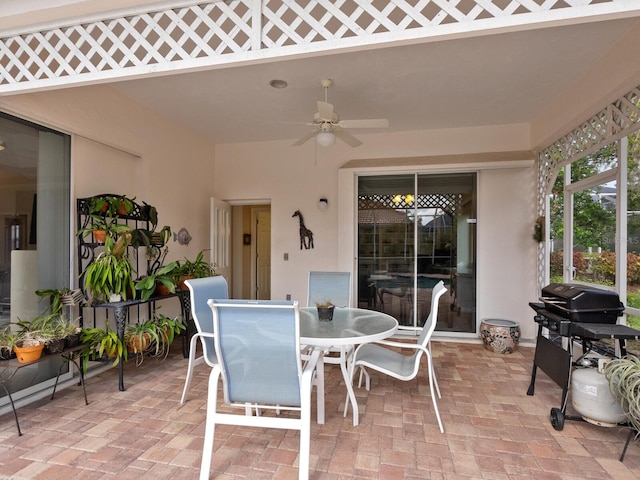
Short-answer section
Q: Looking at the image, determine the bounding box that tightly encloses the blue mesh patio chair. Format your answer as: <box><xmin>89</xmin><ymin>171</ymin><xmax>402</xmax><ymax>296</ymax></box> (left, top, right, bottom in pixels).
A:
<box><xmin>305</xmin><ymin>271</ymin><xmax>357</xmax><ymax>421</ymax></box>
<box><xmin>307</xmin><ymin>271</ymin><xmax>351</xmax><ymax>307</ymax></box>
<box><xmin>350</xmin><ymin>280</ymin><xmax>447</xmax><ymax>433</ymax></box>
<box><xmin>180</xmin><ymin>276</ymin><xmax>228</xmax><ymax>404</ymax></box>
<box><xmin>200</xmin><ymin>299</ymin><xmax>324</xmax><ymax>480</ymax></box>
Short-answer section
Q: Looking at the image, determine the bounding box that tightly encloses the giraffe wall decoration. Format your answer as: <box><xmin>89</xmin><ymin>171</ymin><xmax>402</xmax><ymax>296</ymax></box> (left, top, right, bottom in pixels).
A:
<box><xmin>292</xmin><ymin>210</ymin><xmax>314</xmax><ymax>250</ymax></box>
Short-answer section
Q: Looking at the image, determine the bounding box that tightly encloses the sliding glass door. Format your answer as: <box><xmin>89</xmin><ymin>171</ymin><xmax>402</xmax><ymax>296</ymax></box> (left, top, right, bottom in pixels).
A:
<box><xmin>357</xmin><ymin>172</ymin><xmax>476</xmax><ymax>333</ymax></box>
<box><xmin>0</xmin><ymin>112</ymin><xmax>71</xmax><ymax>408</ymax></box>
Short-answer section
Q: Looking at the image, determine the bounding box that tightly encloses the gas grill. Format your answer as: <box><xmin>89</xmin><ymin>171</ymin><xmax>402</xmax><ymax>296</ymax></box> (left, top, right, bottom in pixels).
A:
<box><xmin>526</xmin><ymin>283</ymin><xmax>639</xmax><ymax>432</ymax></box>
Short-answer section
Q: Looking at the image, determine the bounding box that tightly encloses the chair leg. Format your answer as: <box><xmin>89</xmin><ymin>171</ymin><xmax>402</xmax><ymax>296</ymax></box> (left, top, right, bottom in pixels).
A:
<box><xmin>338</xmin><ymin>348</ymin><xmax>359</xmax><ymax>426</ymax></box>
<box><xmin>200</xmin><ymin>367</ymin><xmax>221</xmax><ymax>480</ymax></box>
<box><xmin>299</xmin><ymin>393</ymin><xmax>311</xmax><ymax>480</ymax></box>
<box><xmin>357</xmin><ymin>366</ymin><xmax>370</xmax><ymax>391</ymax></box>
<box><xmin>316</xmin><ymin>355</ymin><xmax>325</xmax><ymax>425</ymax></box>
<box><xmin>426</xmin><ymin>352</ymin><xmax>444</xmax><ymax>433</ymax></box>
<box><xmin>181</xmin><ymin>335</ymin><xmax>203</xmax><ymax>404</ymax></box>
<box><xmin>428</xmin><ymin>342</ymin><xmax>441</xmax><ymax>399</ymax></box>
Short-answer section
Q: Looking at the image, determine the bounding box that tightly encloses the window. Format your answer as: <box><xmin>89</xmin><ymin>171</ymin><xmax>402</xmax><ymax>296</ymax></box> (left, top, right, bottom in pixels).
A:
<box><xmin>549</xmin><ymin>135</ymin><xmax>640</xmax><ymax>354</ymax></box>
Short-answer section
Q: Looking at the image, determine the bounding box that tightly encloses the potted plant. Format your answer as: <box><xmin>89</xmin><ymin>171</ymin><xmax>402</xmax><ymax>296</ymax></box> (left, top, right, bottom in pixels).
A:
<box><xmin>176</xmin><ymin>250</ymin><xmax>216</xmax><ymax>290</ymax></box>
<box><xmin>0</xmin><ymin>327</ymin><xmax>18</xmax><ymax>360</ymax></box>
<box><xmin>87</xmin><ymin>194</ymin><xmax>135</xmax><ymax>217</ymax></box>
<box><xmin>125</xmin><ymin>320</ymin><xmax>159</xmax><ymax>365</ymax></box>
<box><xmin>13</xmin><ymin>330</ymin><xmax>47</xmax><ymax>363</ymax></box>
<box><xmin>134</xmin><ymin>260</ymin><xmax>180</xmax><ymax>301</ymax></box>
<box><xmin>16</xmin><ymin>312</ymin><xmax>66</xmax><ymax>354</ymax></box>
<box><xmin>35</xmin><ymin>287</ymin><xmax>85</xmax><ymax>315</ymax></box>
<box><xmin>80</xmin><ymin>326</ymin><xmax>126</xmax><ymax>371</ymax></box>
<box><xmin>315</xmin><ymin>300</ymin><xmax>335</xmax><ymax>321</ymax></box>
<box><xmin>154</xmin><ymin>312</ymin><xmax>185</xmax><ymax>358</ymax></box>
<box><xmin>82</xmin><ymin>250</ymin><xmax>135</xmax><ymax>304</ymax></box>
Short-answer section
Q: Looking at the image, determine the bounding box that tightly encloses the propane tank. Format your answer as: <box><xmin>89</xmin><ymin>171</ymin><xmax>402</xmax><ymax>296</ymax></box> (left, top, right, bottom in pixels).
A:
<box><xmin>571</xmin><ymin>359</ymin><xmax>627</xmax><ymax>427</ymax></box>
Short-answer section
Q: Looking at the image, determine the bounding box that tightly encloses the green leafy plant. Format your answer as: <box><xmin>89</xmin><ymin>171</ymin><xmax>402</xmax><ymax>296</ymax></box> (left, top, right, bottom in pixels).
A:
<box><xmin>154</xmin><ymin>313</ymin><xmax>185</xmax><ymax>358</ymax></box>
<box><xmin>134</xmin><ymin>260</ymin><xmax>180</xmax><ymax>301</ymax></box>
<box><xmin>82</xmin><ymin>251</ymin><xmax>135</xmax><ymax>303</ymax></box>
<box><xmin>0</xmin><ymin>327</ymin><xmax>19</xmax><ymax>360</ymax></box>
<box><xmin>125</xmin><ymin>320</ymin><xmax>159</xmax><ymax>361</ymax></box>
<box><xmin>35</xmin><ymin>287</ymin><xmax>84</xmax><ymax>315</ymax></box>
<box><xmin>315</xmin><ymin>300</ymin><xmax>334</xmax><ymax>308</ymax></box>
<box><xmin>177</xmin><ymin>250</ymin><xmax>216</xmax><ymax>288</ymax></box>
<box><xmin>80</xmin><ymin>327</ymin><xmax>126</xmax><ymax>371</ymax></box>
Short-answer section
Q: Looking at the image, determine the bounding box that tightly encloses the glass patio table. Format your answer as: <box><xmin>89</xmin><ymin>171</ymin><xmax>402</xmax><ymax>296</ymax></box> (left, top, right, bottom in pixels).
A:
<box><xmin>299</xmin><ymin>307</ymin><xmax>398</xmax><ymax>426</ymax></box>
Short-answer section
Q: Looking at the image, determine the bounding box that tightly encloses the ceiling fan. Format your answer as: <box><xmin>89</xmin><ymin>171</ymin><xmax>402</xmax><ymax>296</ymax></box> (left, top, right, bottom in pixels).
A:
<box><xmin>292</xmin><ymin>79</ymin><xmax>389</xmax><ymax>148</ymax></box>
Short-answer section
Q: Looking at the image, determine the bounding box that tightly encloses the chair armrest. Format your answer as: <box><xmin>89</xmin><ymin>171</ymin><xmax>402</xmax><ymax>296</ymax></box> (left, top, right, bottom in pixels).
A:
<box><xmin>353</xmin><ymin>339</ymin><xmax>428</xmax><ymax>358</ymax></box>
<box><xmin>302</xmin><ymin>348</ymin><xmax>322</xmax><ymax>377</ymax></box>
<box><xmin>192</xmin><ymin>332</ymin><xmax>215</xmax><ymax>340</ymax></box>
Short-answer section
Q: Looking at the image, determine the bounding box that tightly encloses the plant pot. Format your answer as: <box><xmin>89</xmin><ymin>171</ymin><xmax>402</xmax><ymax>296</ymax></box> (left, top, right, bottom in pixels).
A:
<box><xmin>179</xmin><ymin>275</ymin><xmax>195</xmax><ymax>291</ymax></box>
<box><xmin>154</xmin><ymin>283</ymin><xmax>172</xmax><ymax>296</ymax></box>
<box><xmin>60</xmin><ymin>289</ymin><xmax>85</xmax><ymax>306</ymax></box>
<box><xmin>14</xmin><ymin>343</ymin><xmax>45</xmax><ymax>364</ymax></box>
<box><xmin>45</xmin><ymin>338</ymin><xmax>65</xmax><ymax>355</ymax></box>
<box><xmin>127</xmin><ymin>333</ymin><xmax>151</xmax><ymax>354</ymax></box>
<box><xmin>64</xmin><ymin>332</ymin><xmax>81</xmax><ymax>348</ymax></box>
<box><xmin>93</xmin><ymin>229</ymin><xmax>107</xmax><ymax>243</ymax></box>
<box><xmin>317</xmin><ymin>306</ymin><xmax>335</xmax><ymax>322</ymax></box>
<box><xmin>0</xmin><ymin>348</ymin><xmax>16</xmax><ymax>361</ymax></box>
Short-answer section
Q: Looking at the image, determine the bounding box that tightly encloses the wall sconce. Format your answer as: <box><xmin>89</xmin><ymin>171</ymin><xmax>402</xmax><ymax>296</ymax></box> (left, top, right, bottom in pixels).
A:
<box><xmin>318</xmin><ymin>197</ymin><xmax>328</xmax><ymax>211</ymax></box>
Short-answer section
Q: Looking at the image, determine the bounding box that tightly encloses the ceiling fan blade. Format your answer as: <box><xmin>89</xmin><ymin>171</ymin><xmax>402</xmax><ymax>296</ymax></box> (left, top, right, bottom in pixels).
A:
<box><xmin>333</xmin><ymin>128</ymin><xmax>363</xmax><ymax>148</ymax></box>
<box><xmin>292</xmin><ymin>130</ymin><xmax>317</xmax><ymax>146</ymax></box>
<box><xmin>338</xmin><ymin>118</ymin><xmax>389</xmax><ymax>129</ymax></box>
<box><xmin>317</xmin><ymin>101</ymin><xmax>334</xmax><ymax>122</ymax></box>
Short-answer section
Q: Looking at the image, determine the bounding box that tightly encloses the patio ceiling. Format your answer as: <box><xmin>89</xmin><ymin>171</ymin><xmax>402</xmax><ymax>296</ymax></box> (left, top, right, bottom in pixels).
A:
<box><xmin>1</xmin><ymin>2</ymin><xmax>640</xmax><ymax>153</ymax></box>
<box><xmin>108</xmin><ymin>17</ymin><xmax>640</xmax><ymax>147</ymax></box>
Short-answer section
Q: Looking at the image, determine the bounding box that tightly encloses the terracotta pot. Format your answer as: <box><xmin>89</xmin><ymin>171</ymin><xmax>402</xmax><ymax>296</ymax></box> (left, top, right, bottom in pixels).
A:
<box><xmin>93</xmin><ymin>229</ymin><xmax>107</xmax><ymax>243</ymax></box>
<box><xmin>14</xmin><ymin>343</ymin><xmax>45</xmax><ymax>364</ymax></box>
<box><xmin>154</xmin><ymin>283</ymin><xmax>172</xmax><ymax>296</ymax></box>
<box><xmin>179</xmin><ymin>275</ymin><xmax>195</xmax><ymax>291</ymax></box>
<box><xmin>127</xmin><ymin>333</ymin><xmax>151</xmax><ymax>354</ymax></box>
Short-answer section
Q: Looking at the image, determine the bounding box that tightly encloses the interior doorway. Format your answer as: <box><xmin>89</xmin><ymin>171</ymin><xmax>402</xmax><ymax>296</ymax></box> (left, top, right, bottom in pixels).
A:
<box><xmin>253</xmin><ymin>208</ymin><xmax>271</xmax><ymax>299</ymax></box>
<box><xmin>230</xmin><ymin>203</ymin><xmax>271</xmax><ymax>299</ymax></box>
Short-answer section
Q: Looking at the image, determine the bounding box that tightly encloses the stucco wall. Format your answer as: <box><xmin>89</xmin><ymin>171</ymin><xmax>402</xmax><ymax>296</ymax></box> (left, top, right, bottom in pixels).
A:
<box><xmin>215</xmin><ymin>124</ymin><xmax>539</xmax><ymax>341</ymax></box>
<box><xmin>0</xmin><ymin>85</ymin><xmax>217</xmax><ymax>273</ymax></box>
<box><xmin>1</xmin><ymin>86</ymin><xmax>539</xmax><ymax>341</ymax></box>
<box><xmin>477</xmin><ymin>167</ymin><xmax>538</xmax><ymax>342</ymax></box>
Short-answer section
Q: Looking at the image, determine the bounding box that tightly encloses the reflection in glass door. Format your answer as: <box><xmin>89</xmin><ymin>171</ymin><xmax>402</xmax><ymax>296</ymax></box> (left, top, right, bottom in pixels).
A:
<box><xmin>357</xmin><ymin>173</ymin><xmax>476</xmax><ymax>333</ymax></box>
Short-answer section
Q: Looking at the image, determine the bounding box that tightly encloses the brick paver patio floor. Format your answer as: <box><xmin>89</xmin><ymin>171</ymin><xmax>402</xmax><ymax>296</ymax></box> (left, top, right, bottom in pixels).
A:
<box><xmin>0</xmin><ymin>340</ymin><xmax>639</xmax><ymax>479</ymax></box>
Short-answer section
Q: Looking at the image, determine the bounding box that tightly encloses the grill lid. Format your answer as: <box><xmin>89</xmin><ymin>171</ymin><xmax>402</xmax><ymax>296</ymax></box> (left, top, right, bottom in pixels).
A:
<box><xmin>540</xmin><ymin>283</ymin><xmax>624</xmax><ymax>316</ymax></box>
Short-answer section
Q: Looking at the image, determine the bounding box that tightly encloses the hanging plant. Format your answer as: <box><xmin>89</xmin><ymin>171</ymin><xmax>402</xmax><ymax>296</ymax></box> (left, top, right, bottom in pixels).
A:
<box><xmin>533</xmin><ymin>216</ymin><xmax>544</xmax><ymax>243</ymax></box>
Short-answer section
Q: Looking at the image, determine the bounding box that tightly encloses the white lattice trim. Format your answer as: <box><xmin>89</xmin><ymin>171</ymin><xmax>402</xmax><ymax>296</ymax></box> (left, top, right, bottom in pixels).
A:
<box><xmin>0</xmin><ymin>0</ymin><xmax>635</xmax><ymax>93</ymax></box>
<box><xmin>535</xmin><ymin>84</ymin><xmax>640</xmax><ymax>289</ymax></box>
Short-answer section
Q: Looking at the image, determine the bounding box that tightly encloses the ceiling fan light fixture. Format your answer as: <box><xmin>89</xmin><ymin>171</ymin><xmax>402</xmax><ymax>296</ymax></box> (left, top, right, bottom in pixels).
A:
<box><xmin>316</xmin><ymin>131</ymin><xmax>335</xmax><ymax>147</ymax></box>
